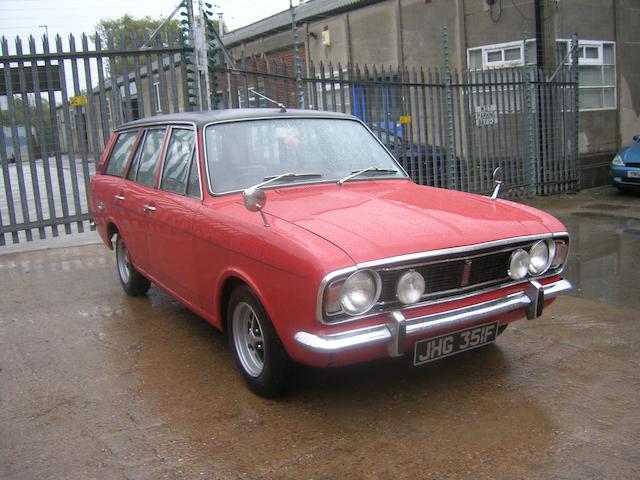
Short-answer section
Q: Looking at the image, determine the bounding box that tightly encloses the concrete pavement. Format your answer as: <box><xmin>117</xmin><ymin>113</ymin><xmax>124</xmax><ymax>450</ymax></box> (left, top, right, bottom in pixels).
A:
<box><xmin>1</xmin><ymin>186</ymin><xmax>639</xmax><ymax>479</ymax></box>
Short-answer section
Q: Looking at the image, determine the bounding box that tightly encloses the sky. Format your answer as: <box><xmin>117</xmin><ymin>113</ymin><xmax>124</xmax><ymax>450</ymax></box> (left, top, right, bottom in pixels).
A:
<box><xmin>0</xmin><ymin>0</ymin><xmax>293</xmax><ymax>41</ymax></box>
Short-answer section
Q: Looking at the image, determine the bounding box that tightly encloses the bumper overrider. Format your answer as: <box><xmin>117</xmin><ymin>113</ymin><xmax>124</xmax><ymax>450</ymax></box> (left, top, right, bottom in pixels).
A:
<box><xmin>294</xmin><ymin>278</ymin><xmax>572</xmax><ymax>358</ymax></box>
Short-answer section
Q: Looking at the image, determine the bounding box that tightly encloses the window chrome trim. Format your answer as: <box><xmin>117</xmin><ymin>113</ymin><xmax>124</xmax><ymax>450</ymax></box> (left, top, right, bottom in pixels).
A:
<box><xmin>316</xmin><ymin>232</ymin><xmax>569</xmax><ymax>324</ymax></box>
<box><xmin>201</xmin><ymin>116</ymin><xmax>409</xmax><ymax>197</ymax></box>
<box><xmin>157</xmin><ymin>126</ymin><xmax>202</xmax><ymax>201</ymax></box>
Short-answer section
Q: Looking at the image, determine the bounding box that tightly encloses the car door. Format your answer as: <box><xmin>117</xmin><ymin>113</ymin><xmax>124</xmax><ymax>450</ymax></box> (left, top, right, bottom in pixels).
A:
<box><xmin>145</xmin><ymin>126</ymin><xmax>201</xmax><ymax>303</ymax></box>
<box><xmin>93</xmin><ymin>129</ymin><xmax>139</xmax><ymax>246</ymax></box>
<box><xmin>119</xmin><ymin>127</ymin><xmax>168</xmax><ymax>277</ymax></box>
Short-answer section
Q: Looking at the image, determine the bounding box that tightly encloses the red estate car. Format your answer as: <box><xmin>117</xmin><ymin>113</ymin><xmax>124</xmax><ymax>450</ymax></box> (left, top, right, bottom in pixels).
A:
<box><xmin>90</xmin><ymin>109</ymin><xmax>572</xmax><ymax>396</ymax></box>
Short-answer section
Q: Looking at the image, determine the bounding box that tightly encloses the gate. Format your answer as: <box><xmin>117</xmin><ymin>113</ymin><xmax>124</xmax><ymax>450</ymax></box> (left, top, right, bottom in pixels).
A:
<box><xmin>0</xmin><ymin>31</ymin><xmax>195</xmax><ymax>245</ymax></box>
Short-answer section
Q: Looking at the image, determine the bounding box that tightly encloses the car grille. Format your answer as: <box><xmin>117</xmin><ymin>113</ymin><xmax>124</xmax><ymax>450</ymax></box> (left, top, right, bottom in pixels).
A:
<box><xmin>377</xmin><ymin>249</ymin><xmax>513</xmax><ymax>305</ymax></box>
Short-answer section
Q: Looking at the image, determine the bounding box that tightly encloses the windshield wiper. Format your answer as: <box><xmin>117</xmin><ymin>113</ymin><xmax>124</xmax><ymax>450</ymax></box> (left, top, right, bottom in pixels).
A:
<box><xmin>337</xmin><ymin>166</ymin><xmax>398</xmax><ymax>185</ymax></box>
<box><xmin>244</xmin><ymin>172</ymin><xmax>323</xmax><ymax>192</ymax></box>
<box><xmin>262</xmin><ymin>172</ymin><xmax>323</xmax><ymax>182</ymax></box>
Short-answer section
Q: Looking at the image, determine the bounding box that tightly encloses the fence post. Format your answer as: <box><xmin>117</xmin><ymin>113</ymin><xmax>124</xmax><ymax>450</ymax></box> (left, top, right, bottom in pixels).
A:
<box><xmin>522</xmin><ymin>33</ymin><xmax>536</xmax><ymax>196</ymax></box>
<box><xmin>442</xmin><ymin>26</ymin><xmax>457</xmax><ymax>190</ymax></box>
<box><xmin>570</xmin><ymin>33</ymin><xmax>581</xmax><ymax>191</ymax></box>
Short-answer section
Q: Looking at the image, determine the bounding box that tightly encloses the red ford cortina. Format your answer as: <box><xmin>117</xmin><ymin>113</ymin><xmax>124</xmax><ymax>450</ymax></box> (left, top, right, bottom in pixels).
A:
<box><xmin>90</xmin><ymin>109</ymin><xmax>572</xmax><ymax>396</ymax></box>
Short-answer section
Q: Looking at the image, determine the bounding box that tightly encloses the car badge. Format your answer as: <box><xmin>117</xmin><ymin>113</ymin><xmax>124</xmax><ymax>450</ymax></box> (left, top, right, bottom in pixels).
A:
<box><xmin>461</xmin><ymin>259</ymin><xmax>472</xmax><ymax>287</ymax></box>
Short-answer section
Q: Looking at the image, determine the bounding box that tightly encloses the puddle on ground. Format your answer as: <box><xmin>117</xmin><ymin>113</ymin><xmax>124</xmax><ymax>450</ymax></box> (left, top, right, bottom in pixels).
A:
<box><xmin>560</xmin><ymin>212</ymin><xmax>640</xmax><ymax>310</ymax></box>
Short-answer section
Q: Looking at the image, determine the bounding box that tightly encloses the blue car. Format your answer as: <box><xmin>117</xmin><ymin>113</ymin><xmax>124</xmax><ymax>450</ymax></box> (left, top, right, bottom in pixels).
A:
<box><xmin>611</xmin><ymin>135</ymin><xmax>640</xmax><ymax>191</ymax></box>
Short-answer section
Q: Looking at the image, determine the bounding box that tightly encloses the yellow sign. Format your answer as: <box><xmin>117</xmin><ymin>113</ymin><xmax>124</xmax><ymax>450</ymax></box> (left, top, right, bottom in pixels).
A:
<box><xmin>399</xmin><ymin>115</ymin><xmax>411</xmax><ymax>124</ymax></box>
<box><xmin>69</xmin><ymin>95</ymin><xmax>88</xmax><ymax>107</ymax></box>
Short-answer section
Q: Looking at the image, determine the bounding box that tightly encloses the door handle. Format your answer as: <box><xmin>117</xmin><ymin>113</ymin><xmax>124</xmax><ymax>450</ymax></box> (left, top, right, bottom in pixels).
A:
<box><xmin>114</xmin><ymin>194</ymin><xmax>125</xmax><ymax>201</ymax></box>
<box><xmin>143</xmin><ymin>204</ymin><xmax>156</xmax><ymax>212</ymax></box>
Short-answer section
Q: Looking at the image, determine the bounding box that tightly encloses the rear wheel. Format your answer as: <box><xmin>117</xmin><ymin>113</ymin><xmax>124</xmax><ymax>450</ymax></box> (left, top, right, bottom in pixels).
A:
<box><xmin>227</xmin><ymin>286</ymin><xmax>289</xmax><ymax>397</ymax></box>
<box><xmin>115</xmin><ymin>234</ymin><xmax>150</xmax><ymax>296</ymax></box>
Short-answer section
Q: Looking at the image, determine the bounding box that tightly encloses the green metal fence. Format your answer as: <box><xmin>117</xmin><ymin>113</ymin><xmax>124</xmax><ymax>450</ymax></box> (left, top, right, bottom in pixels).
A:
<box><xmin>0</xmin><ymin>32</ymin><xmax>195</xmax><ymax>245</ymax></box>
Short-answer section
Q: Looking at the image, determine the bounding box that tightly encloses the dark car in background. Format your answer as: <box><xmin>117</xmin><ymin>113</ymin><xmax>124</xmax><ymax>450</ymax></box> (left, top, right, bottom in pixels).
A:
<box><xmin>371</xmin><ymin>127</ymin><xmax>456</xmax><ymax>186</ymax></box>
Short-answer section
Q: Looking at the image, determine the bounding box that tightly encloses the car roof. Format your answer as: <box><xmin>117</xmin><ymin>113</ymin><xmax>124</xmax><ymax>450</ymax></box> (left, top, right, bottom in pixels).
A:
<box><xmin>116</xmin><ymin>108</ymin><xmax>359</xmax><ymax>131</ymax></box>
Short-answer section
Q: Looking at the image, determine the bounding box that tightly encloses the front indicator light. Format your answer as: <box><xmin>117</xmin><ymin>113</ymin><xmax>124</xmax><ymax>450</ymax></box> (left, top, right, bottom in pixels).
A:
<box><xmin>396</xmin><ymin>270</ymin><xmax>426</xmax><ymax>305</ymax></box>
<box><xmin>509</xmin><ymin>249</ymin><xmax>530</xmax><ymax>280</ymax></box>
<box><xmin>551</xmin><ymin>241</ymin><xmax>568</xmax><ymax>269</ymax></box>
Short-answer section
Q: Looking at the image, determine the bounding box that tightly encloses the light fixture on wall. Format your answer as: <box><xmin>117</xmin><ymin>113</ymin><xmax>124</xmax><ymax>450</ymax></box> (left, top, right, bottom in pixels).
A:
<box><xmin>321</xmin><ymin>26</ymin><xmax>330</xmax><ymax>47</ymax></box>
<box><xmin>308</xmin><ymin>31</ymin><xmax>318</xmax><ymax>40</ymax></box>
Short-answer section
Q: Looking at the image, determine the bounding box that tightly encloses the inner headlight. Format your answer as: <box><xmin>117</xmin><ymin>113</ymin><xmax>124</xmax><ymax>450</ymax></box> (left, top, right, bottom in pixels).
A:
<box><xmin>611</xmin><ymin>154</ymin><xmax>624</xmax><ymax>166</ymax></box>
<box><xmin>396</xmin><ymin>270</ymin><xmax>426</xmax><ymax>305</ymax></box>
<box><xmin>528</xmin><ymin>240</ymin><xmax>554</xmax><ymax>276</ymax></box>
<box><xmin>508</xmin><ymin>249</ymin><xmax>530</xmax><ymax>280</ymax></box>
<box><xmin>340</xmin><ymin>270</ymin><xmax>380</xmax><ymax>315</ymax></box>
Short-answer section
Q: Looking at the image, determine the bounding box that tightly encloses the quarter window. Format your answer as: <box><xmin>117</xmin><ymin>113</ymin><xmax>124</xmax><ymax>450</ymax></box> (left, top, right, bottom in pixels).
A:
<box><xmin>105</xmin><ymin>131</ymin><xmax>137</xmax><ymax>177</ymax></box>
<box><xmin>127</xmin><ymin>128</ymin><xmax>166</xmax><ymax>187</ymax></box>
<box><xmin>186</xmin><ymin>151</ymin><xmax>201</xmax><ymax>199</ymax></box>
<box><xmin>160</xmin><ymin>129</ymin><xmax>196</xmax><ymax>195</ymax></box>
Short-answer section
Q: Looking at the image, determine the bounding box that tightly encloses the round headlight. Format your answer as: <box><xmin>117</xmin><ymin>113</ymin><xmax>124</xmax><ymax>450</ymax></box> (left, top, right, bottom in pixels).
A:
<box><xmin>612</xmin><ymin>154</ymin><xmax>624</xmax><ymax>166</ymax></box>
<box><xmin>396</xmin><ymin>270</ymin><xmax>426</xmax><ymax>305</ymax></box>
<box><xmin>340</xmin><ymin>270</ymin><xmax>380</xmax><ymax>315</ymax></box>
<box><xmin>528</xmin><ymin>240</ymin><xmax>552</xmax><ymax>276</ymax></box>
<box><xmin>508</xmin><ymin>249</ymin><xmax>530</xmax><ymax>280</ymax></box>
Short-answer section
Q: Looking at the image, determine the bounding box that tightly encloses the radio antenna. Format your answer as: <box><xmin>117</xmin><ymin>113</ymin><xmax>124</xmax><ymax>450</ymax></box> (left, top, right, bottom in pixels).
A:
<box><xmin>249</xmin><ymin>88</ymin><xmax>287</xmax><ymax>112</ymax></box>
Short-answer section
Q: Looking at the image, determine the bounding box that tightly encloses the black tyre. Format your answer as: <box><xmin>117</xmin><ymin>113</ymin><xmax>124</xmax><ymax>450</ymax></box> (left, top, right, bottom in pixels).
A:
<box><xmin>497</xmin><ymin>324</ymin><xmax>508</xmax><ymax>336</ymax></box>
<box><xmin>227</xmin><ymin>286</ymin><xmax>289</xmax><ymax>397</ymax></box>
<box><xmin>115</xmin><ymin>234</ymin><xmax>151</xmax><ymax>296</ymax></box>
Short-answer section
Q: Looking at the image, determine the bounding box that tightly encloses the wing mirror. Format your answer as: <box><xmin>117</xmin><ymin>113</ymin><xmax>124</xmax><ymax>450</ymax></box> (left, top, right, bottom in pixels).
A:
<box><xmin>243</xmin><ymin>186</ymin><xmax>270</xmax><ymax>227</ymax></box>
<box><xmin>633</xmin><ymin>134</ymin><xmax>640</xmax><ymax>143</ymax></box>
<box><xmin>490</xmin><ymin>166</ymin><xmax>503</xmax><ymax>200</ymax></box>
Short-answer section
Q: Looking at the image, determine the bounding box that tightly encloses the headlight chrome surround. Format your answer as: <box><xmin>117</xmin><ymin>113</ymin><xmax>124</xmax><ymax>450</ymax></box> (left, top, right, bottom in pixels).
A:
<box><xmin>338</xmin><ymin>269</ymin><xmax>381</xmax><ymax>316</ymax></box>
<box><xmin>611</xmin><ymin>154</ymin><xmax>624</xmax><ymax>166</ymax></box>
<box><xmin>396</xmin><ymin>269</ymin><xmax>426</xmax><ymax>305</ymax></box>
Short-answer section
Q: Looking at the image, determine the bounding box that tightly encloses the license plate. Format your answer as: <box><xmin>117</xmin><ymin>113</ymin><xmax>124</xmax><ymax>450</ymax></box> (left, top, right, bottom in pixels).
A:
<box><xmin>413</xmin><ymin>321</ymin><xmax>499</xmax><ymax>366</ymax></box>
<box><xmin>628</xmin><ymin>170</ymin><xmax>640</xmax><ymax>178</ymax></box>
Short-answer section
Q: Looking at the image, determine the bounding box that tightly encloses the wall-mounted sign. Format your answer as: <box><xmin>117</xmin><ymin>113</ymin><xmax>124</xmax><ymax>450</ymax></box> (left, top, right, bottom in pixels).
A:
<box><xmin>475</xmin><ymin>104</ymin><xmax>497</xmax><ymax>127</ymax></box>
<box><xmin>69</xmin><ymin>95</ymin><xmax>88</xmax><ymax>107</ymax></box>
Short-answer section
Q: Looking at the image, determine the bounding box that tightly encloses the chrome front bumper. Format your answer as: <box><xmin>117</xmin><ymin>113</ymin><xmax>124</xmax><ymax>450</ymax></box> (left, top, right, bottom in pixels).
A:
<box><xmin>294</xmin><ymin>279</ymin><xmax>572</xmax><ymax>357</ymax></box>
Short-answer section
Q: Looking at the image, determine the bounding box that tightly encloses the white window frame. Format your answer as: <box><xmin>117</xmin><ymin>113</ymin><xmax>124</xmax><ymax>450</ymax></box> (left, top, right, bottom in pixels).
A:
<box><xmin>468</xmin><ymin>40</ymin><xmax>536</xmax><ymax>70</ymax></box>
<box><xmin>558</xmin><ymin>39</ymin><xmax>616</xmax><ymax>111</ymax></box>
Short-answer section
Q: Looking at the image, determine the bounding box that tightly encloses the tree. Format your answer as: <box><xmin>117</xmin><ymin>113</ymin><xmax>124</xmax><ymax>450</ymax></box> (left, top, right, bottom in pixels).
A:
<box><xmin>94</xmin><ymin>14</ymin><xmax>183</xmax><ymax>77</ymax></box>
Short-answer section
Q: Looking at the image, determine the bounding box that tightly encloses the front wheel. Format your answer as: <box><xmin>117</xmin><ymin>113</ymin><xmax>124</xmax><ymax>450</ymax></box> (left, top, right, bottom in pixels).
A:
<box><xmin>115</xmin><ymin>234</ymin><xmax>151</xmax><ymax>296</ymax></box>
<box><xmin>227</xmin><ymin>286</ymin><xmax>289</xmax><ymax>397</ymax></box>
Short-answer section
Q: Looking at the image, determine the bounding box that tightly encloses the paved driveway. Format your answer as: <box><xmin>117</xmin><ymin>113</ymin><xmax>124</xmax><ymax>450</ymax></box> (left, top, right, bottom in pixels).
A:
<box><xmin>1</xmin><ymin>187</ymin><xmax>639</xmax><ymax>479</ymax></box>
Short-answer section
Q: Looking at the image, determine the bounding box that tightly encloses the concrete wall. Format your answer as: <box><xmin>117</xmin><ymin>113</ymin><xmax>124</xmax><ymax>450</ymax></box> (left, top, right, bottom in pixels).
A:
<box><xmin>615</xmin><ymin>0</ymin><xmax>640</xmax><ymax>146</ymax></box>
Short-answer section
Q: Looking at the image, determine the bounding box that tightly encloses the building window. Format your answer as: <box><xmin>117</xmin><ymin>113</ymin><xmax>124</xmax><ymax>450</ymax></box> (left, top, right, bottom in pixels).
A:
<box><xmin>557</xmin><ymin>40</ymin><xmax>616</xmax><ymax>111</ymax></box>
<box><xmin>468</xmin><ymin>39</ymin><xmax>616</xmax><ymax>112</ymax></box>
<box><xmin>467</xmin><ymin>40</ymin><xmax>536</xmax><ymax>70</ymax></box>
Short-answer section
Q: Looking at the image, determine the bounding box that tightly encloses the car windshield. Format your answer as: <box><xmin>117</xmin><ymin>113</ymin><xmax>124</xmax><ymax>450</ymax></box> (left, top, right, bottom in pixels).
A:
<box><xmin>204</xmin><ymin>118</ymin><xmax>407</xmax><ymax>193</ymax></box>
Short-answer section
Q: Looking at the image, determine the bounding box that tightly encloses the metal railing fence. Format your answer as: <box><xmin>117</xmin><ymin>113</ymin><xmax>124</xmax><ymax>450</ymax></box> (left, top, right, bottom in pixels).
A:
<box><xmin>1</xmin><ymin>29</ymin><xmax>579</xmax><ymax>246</ymax></box>
<box><xmin>0</xmin><ymin>32</ymin><xmax>195</xmax><ymax>245</ymax></box>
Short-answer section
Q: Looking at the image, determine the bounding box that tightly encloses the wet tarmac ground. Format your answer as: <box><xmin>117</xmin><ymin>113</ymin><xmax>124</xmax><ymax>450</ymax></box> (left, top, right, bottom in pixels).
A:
<box><xmin>1</xmin><ymin>186</ymin><xmax>639</xmax><ymax>479</ymax></box>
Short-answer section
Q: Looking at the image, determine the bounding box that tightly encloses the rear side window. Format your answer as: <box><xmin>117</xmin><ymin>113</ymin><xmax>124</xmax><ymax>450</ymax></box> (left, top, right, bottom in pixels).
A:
<box><xmin>105</xmin><ymin>131</ymin><xmax>137</xmax><ymax>177</ymax></box>
<box><xmin>128</xmin><ymin>128</ymin><xmax>166</xmax><ymax>188</ymax></box>
<box><xmin>160</xmin><ymin>129</ymin><xmax>196</xmax><ymax>194</ymax></box>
